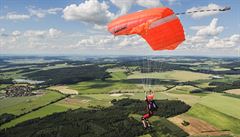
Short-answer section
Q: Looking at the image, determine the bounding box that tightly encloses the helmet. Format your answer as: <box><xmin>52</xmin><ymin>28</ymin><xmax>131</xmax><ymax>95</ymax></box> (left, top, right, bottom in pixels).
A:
<box><xmin>147</xmin><ymin>94</ymin><xmax>154</xmax><ymax>101</ymax></box>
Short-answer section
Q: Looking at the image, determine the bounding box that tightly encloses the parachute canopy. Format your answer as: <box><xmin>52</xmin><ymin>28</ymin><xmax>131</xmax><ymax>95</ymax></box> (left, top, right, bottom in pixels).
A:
<box><xmin>108</xmin><ymin>7</ymin><xmax>185</xmax><ymax>51</ymax></box>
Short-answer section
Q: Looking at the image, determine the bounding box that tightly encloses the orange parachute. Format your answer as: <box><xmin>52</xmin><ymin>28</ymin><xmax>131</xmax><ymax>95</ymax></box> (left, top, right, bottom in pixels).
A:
<box><xmin>108</xmin><ymin>7</ymin><xmax>185</xmax><ymax>51</ymax></box>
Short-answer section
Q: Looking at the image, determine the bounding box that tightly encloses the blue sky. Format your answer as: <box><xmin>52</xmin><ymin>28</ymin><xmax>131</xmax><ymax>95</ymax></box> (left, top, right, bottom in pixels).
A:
<box><xmin>0</xmin><ymin>0</ymin><xmax>239</xmax><ymax>56</ymax></box>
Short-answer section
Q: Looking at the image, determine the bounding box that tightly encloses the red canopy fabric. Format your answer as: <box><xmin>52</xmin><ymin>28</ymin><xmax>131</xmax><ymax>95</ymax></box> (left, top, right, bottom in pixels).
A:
<box><xmin>108</xmin><ymin>7</ymin><xmax>185</xmax><ymax>51</ymax></box>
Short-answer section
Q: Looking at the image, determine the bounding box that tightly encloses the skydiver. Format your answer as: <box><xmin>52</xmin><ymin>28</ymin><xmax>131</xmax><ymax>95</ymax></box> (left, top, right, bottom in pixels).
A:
<box><xmin>141</xmin><ymin>90</ymin><xmax>158</xmax><ymax>129</ymax></box>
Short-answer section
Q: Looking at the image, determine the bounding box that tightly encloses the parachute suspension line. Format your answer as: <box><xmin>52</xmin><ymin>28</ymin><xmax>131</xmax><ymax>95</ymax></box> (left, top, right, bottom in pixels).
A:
<box><xmin>147</xmin><ymin>56</ymin><xmax>152</xmax><ymax>90</ymax></box>
<box><xmin>175</xmin><ymin>6</ymin><xmax>231</xmax><ymax>15</ymax></box>
<box><xmin>142</xmin><ymin>56</ymin><xmax>147</xmax><ymax>91</ymax></box>
<box><xmin>142</xmin><ymin>56</ymin><xmax>152</xmax><ymax>91</ymax></box>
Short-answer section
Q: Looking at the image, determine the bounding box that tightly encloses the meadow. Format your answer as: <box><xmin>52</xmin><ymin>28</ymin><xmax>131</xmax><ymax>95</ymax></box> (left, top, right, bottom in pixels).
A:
<box><xmin>1</xmin><ymin>103</ymin><xmax>70</xmax><ymax>129</ymax></box>
<box><xmin>127</xmin><ymin>70</ymin><xmax>212</xmax><ymax>82</ymax></box>
<box><xmin>198</xmin><ymin>93</ymin><xmax>240</xmax><ymax>119</ymax></box>
<box><xmin>0</xmin><ymin>90</ymin><xmax>65</xmax><ymax>115</ymax></box>
<box><xmin>187</xmin><ymin>104</ymin><xmax>240</xmax><ymax>134</ymax></box>
<box><xmin>1</xmin><ymin>56</ymin><xmax>240</xmax><ymax>137</ymax></box>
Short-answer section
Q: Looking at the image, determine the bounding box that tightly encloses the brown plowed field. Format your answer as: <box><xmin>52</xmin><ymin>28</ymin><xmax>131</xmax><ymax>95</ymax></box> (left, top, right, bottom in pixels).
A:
<box><xmin>168</xmin><ymin>114</ymin><xmax>231</xmax><ymax>136</ymax></box>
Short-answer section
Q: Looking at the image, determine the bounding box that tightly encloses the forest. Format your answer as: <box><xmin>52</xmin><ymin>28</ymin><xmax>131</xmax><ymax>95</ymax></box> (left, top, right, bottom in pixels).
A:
<box><xmin>0</xmin><ymin>99</ymin><xmax>190</xmax><ymax>137</ymax></box>
<box><xmin>24</xmin><ymin>65</ymin><xmax>110</xmax><ymax>85</ymax></box>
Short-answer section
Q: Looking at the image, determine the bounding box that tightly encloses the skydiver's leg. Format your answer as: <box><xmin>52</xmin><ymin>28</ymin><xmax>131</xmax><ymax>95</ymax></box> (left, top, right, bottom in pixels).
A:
<box><xmin>141</xmin><ymin>119</ymin><xmax>147</xmax><ymax>128</ymax></box>
<box><xmin>146</xmin><ymin>111</ymin><xmax>153</xmax><ymax>127</ymax></box>
<box><xmin>142</xmin><ymin>113</ymin><xmax>150</xmax><ymax>128</ymax></box>
<box><xmin>145</xmin><ymin>119</ymin><xmax>151</xmax><ymax>127</ymax></box>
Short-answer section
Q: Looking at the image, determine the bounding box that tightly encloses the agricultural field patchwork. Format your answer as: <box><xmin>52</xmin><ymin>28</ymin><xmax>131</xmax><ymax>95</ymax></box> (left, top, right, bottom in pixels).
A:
<box><xmin>1</xmin><ymin>56</ymin><xmax>240</xmax><ymax>137</ymax></box>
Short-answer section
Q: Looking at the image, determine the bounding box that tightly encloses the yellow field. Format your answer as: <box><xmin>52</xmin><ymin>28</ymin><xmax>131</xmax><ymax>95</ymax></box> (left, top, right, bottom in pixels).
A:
<box><xmin>128</xmin><ymin>70</ymin><xmax>211</xmax><ymax>82</ymax></box>
<box><xmin>168</xmin><ymin>114</ymin><xmax>230</xmax><ymax>136</ymax></box>
<box><xmin>48</xmin><ymin>86</ymin><xmax>78</xmax><ymax>95</ymax></box>
<box><xmin>224</xmin><ymin>89</ymin><xmax>240</xmax><ymax>95</ymax></box>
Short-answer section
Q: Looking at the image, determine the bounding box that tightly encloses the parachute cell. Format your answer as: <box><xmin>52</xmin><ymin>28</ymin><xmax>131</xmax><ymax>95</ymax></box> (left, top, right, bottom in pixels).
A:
<box><xmin>108</xmin><ymin>7</ymin><xmax>185</xmax><ymax>50</ymax></box>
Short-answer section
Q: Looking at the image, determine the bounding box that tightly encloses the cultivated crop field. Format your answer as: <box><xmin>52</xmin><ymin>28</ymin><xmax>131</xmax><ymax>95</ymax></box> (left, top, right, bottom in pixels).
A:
<box><xmin>187</xmin><ymin>104</ymin><xmax>240</xmax><ymax>135</ymax></box>
<box><xmin>1</xmin><ymin>103</ymin><xmax>70</xmax><ymax>129</ymax></box>
<box><xmin>198</xmin><ymin>93</ymin><xmax>240</xmax><ymax>119</ymax></box>
<box><xmin>1</xmin><ymin>56</ymin><xmax>240</xmax><ymax>137</ymax></box>
<box><xmin>127</xmin><ymin>70</ymin><xmax>212</xmax><ymax>82</ymax></box>
<box><xmin>0</xmin><ymin>90</ymin><xmax>65</xmax><ymax>115</ymax></box>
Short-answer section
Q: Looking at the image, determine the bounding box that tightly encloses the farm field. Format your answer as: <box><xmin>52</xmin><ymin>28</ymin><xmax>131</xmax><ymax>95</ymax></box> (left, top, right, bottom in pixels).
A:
<box><xmin>55</xmin><ymin>92</ymin><xmax>174</xmax><ymax>109</ymax></box>
<box><xmin>198</xmin><ymin>93</ymin><xmax>240</xmax><ymax>119</ymax></box>
<box><xmin>168</xmin><ymin>114</ymin><xmax>231</xmax><ymax>136</ymax></box>
<box><xmin>48</xmin><ymin>86</ymin><xmax>78</xmax><ymax>95</ymax></box>
<box><xmin>161</xmin><ymin>92</ymin><xmax>202</xmax><ymax>106</ymax></box>
<box><xmin>224</xmin><ymin>89</ymin><xmax>240</xmax><ymax>95</ymax></box>
<box><xmin>1</xmin><ymin>56</ymin><xmax>240</xmax><ymax>137</ymax></box>
<box><xmin>1</xmin><ymin>103</ymin><xmax>70</xmax><ymax>129</ymax></box>
<box><xmin>127</xmin><ymin>70</ymin><xmax>212</xmax><ymax>82</ymax></box>
<box><xmin>187</xmin><ymin>104</ymin><xmax>240</xmax><ymax>135</ymax></box>
<box><xmin>69</xmin><ymin>79</ymin><xmax>141</xmax><ymax>94</ymax></box>
<box><xmin>0</xmin><ymin>90</ymin><xmax>65</xmax><ymax>115</ymax></box>
<box><xmin>166</xmin><ymin>85</ymin><xmax>200</xmax><ymax>94</ymax></box>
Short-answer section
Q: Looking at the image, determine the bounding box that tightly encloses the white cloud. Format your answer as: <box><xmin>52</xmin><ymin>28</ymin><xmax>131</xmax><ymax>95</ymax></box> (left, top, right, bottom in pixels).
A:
<box><xmin>2</xmin><ymin>12</ymin><xmax>30</xmax><ymax>20</ymax></box>
<box><xmin>136</xmin><ymin>0</ymin><xmax>163</xmax><ymax>8</ymax></box>
<box><xmin>24</xmin><ymin>30</ymin><xmax>46</xmax><ymax>38</ymax></box>
<box><xmin>47</xmin><ymin>8</ymin><xmax>63</xmax><ymax>14</ymax></box>
<box><xmin>206</xmin><ymin>34</ymin><xmax>240</xmax><ymax>48</ymax></box>
<box><xmin>185</xmin><ymin>18</ymin><xmax>224</xmax><ymax>49</ymax></box>
<box><xmin>63</xmin><ymin>0</ymin><xmax>114</xmax><ymax>25</ymax></box>
<box><xmin>28</xmin><ymin>7</ymin><xmax>62</xmax><ymax>18</ymax></box>
<box><xmin>12</xmin><ymin>31</ymin><xmax>21</xmax><ymax>36</ymax></box>
<box><xmin>110</xmin><ymin>0</ymin><xmax>135</xmax><ymax>15</ymax></box>
<box><xmin>0</xmin><ymin>28</ymin><xmax>64</xmax><ymax>53</ymax></box>
<box><xmin>69</xmin><ymin>34</ymin><xmax>146</xmax><ymax>51</ymax></box>
<box><xmin>187</xmin><ymin>3</ymin><xmax>224</xmax><ymax>19</ymax></box>
<box><xmin>24</xmin><ymin>28</ymin><xmax>62</xmax><ymax>38</ymax></box>
<box><xmin>49</xmin><ymin>28</ymin><xmax>62</xmax><ymax>38</ymax></box>
<box><xmin>0</xmin><ymin>28</ymin><xmax>5</xmax><ymax>32</ymax></box>
<box><xmin>195</xmin><ymin>18</ymin><xmax>224</xmax><ymax>36</ymax></box>
<box><xmin>0</xmin><ymin>7</ymin><xmax>62</xmax><ymax>21</ymax></box>
<box><xmin>110</xmin><ymin>0</ymin><xmax>162</xmax><ymax>15</ymax></box>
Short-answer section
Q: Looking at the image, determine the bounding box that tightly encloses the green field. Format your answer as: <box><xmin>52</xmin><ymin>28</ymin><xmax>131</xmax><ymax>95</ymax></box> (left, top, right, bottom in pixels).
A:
<box><xmin>69</xmin><ymin>80</ymin><xmax>140</xmax><ymax>94</ymax></box>
<box><xmin>1</xmin><ymin>70</ymin><xmax>24</xmax><ymax>79</ymax></box>
<box><xmin>108</xmin><ymin>71</ymin><xmax>128</xmax><ymax>80</ymax></box>
<box><xmin>188</xmin><ymin>104</ymin><xmax>240</xmax><ymax>135</ymax></box>
<box><xmin>0</xmin><ymin>84</ymin><xmax>11</xmax><ymax>90</ymax></box>
<box><xmin>162</xmin><ymin>92</ymin><xmax>202</xmax><ymax>106</ymax></box>
<box><xmin>167</xmin><ymin>85</ymin><xmax>200</xmax><ymax>94</ymax></box>
<box><xmin>69</xmin><ymin>71</ymin><xmax>142</xmax><ymax>94</ymax></box>
<box><xmin>56</xmin><ymin>92</ymin><xmax>174</xmax><ymax>109</ymax></box>
<box><xmin>1</xmin><ymin>103</ymin><xmax>70</xmax><ymax>129</ymax></box>
<box><xmin>128</xmin><ymin>70</ymin><xmax>211</xmax><ymax>82</ymax></box>
<box><xmin>199</xmin><ymin>93</ymin><xmax>240</xmax><ymax>119</ymax></box>
<box><xmin>1</xmin><ymin>57</ymin><xmax>240</xmax><ymax>136</ymax></box>
<box><xmin>0</xmin><ymin>90</ymin><xmax>65</xmax><ymax>115</ymax></box>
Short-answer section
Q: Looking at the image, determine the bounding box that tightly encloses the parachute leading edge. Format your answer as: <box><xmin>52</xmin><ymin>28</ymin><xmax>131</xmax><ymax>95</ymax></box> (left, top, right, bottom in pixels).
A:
<box><xmin>108</xmin><ymin>7</ymin><xmax>185</xmax><ymax>51</ymax></box>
